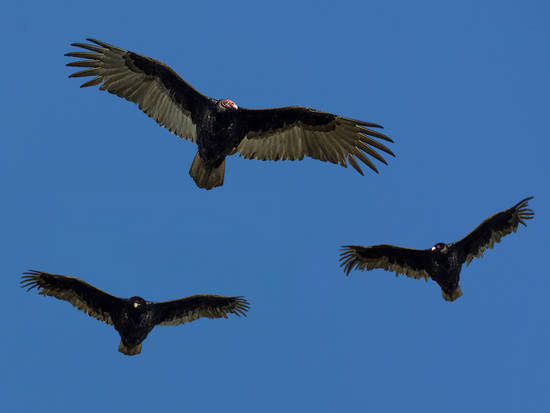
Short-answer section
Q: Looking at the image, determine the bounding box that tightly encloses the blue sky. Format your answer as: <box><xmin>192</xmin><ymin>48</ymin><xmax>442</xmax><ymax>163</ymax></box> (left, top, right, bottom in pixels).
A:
<box><xmin>2</xmin><ymin>0</ymin><xmax>549</xmax><ymax>411</ymax></box>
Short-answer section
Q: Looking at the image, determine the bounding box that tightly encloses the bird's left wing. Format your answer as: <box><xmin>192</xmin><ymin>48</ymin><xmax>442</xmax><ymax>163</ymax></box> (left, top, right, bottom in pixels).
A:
<box><xmin>340</xmin><ymin>244</ymin><xmax>431</xmax><ymax>281</ymax></box>
<box><xmin>234</xmin><ymin>106</ymin><xmax>394</xmax><ymax>174</ymax></box>
<box><xmin>453</xmin><ymin>196</ymin><xmax>534</xmax><ymax>265</ymax></box>
<box><xmin>20</xmin><ymin>270</ymin><xmax>120</xmax><ymax>325</ymax></box>
<box><xmin>65</xmin><ymin>38</ymin><xmax>208</xmax><ymax>143</ymax></box>
<box><xmin>154</xmin><ymin>295</ymin><xmax>249</xmax><ymax>326</ymax></box>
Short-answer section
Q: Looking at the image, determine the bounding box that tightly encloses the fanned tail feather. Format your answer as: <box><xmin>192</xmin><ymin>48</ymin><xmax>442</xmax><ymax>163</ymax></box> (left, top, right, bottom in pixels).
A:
<box><xmin>442</xmin><ymin>286</ymin><xmax>463</xmax><ymax>302</ymax></box>
<box><xmin>189</xmin><ymin>153</ymin><xmax>225</xmax><ymax>190</ymax></box>
<box><xmin>118</xmin><ymin>341</ymin><xmax>142</xmax><ymax>356</ymax></box>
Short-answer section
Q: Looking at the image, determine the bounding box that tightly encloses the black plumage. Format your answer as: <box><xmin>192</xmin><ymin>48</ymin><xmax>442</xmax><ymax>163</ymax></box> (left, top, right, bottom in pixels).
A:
<box><xmin>20</xmin><ymin>270</ymin><xmax>249</xmax><ymax>355</ymax></box>
<box><xmin>65</xmin><ymin>38</ymin><xmax>394</xmax><ymax>189</ymax></box>
<box><xmin>340</xmin><ymin>196</ymin><xmax>534</xmax><ymax>301</ymax></box>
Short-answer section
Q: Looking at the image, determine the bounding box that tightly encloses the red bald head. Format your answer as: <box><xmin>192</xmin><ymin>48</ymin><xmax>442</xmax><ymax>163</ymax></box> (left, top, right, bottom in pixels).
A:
<box><xmin>220</xmin><ymin>99</ymin><xmax>238</xmax><ymax>110</ymax></box>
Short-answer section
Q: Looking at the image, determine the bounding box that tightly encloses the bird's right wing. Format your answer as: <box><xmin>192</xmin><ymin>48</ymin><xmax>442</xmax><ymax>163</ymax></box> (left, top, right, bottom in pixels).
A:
<box><xmin>66</xmin><ymin>38</ymin><xmax>209</xmax><ymax>143</ymax></box>
<box><xmin>21</xmin><ymin>270</ymin><xmax>120</xmax><ymax>325</ymax></box>
<box><xmin>340</xmin><ymin>244</ymin><xmax>431</xmax><ymax>281</ymax></box>
<box><xmin>235</xmin><ymin>106</ymin><xmax>394</xmax><ymax>174</ymax></box>
<box><xmin>453</xmin><ymin>196</ymin><xmax>534</xmax><ymax>265</ymax></box>
<box><xmin>154</xmin><ymin>294</ymin><xmax>249</xmax><ymax>326</ymax></box>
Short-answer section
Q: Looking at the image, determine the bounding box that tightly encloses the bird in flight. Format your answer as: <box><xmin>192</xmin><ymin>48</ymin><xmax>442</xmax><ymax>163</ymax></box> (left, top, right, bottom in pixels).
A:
<box><xmin>66</xmin><ymin>38</ymin><xmax>394</xmax><ymax>189</ymax></box>
<box><xmin>340</xmin><ymin>196</ymin><xmax>534</xmax><ymax>301</ymax></box>
<box><xmin>21</xmin><ymin>270</ymin><xmax>249</xmax><ymax>355</ymax></box>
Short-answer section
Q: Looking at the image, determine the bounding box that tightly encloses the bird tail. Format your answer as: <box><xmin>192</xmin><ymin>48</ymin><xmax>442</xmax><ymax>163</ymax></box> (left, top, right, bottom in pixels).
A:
<box><xmin>118</xmin><ymin>341</ymin><xmax>142</xmax><ymax>356</ymax></box>
<box><xmin>442</xmin><ymin>285</ymin><xmax>463</xmax><ymax>302</ymax></box>
<box><xmin>189</xmin><ymin>152</ymin><xmax>225</xmax><ymax>190</ymax></box>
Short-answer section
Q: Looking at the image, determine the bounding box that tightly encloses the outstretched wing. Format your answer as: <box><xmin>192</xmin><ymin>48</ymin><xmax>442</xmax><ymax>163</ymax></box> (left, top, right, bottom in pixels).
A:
<box><xmin>340</xmin><ymin>244</ymin><xmax>431</xmax><ymax>281</ymax></box>
<box><xmin>21</xmin><ymin>270</ymin><xmax>120</xmax><ymax>325</ymax></box>
<box><xmin>65</xmin><ymin>38</ymin><xmax>209</xmax><ymax>142</ymax></box>
<box><xmin>153</xmin><ymin>295</ymin><xmax>249</xmax><ymax>326</ymax></box>
<box><xmin>453</xmin><ymin>196</ymin><xmax>534</xmax><ymax>265</ymax></box>
<box><xmin>234</xmin><ymin>106</ymin><xmax>394</xmax><ymax>174</ymax></box>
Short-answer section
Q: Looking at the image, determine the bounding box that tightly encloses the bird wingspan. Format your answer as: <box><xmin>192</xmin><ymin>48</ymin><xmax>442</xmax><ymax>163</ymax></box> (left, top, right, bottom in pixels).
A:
<box><xmin>65</xmin><ymin>38</ymin><xmax>206</xmax><ymax>143</ymax></box>
<box><xmin>234</xmin><ymin>106</ymin><xmax>394</xmax><ymax>174</ymax></box>
<box><xmin>20</xmin><ymin>270</ymin><xmax>120</xmax><ymax>325</ymax></box>
<box><xmin>453</xmin><ymin>196</ymin><xmax>534</xmax><ymax>265</ymax></box>
<box><xmin>340</xmin><ymin>244</ymin><xmax>431</xmax><ymax>281</ymax></box>
<box><xmin>154</xmin><ymin>294</ymin><xmax>249</xmax><ymax>326</ymax></box>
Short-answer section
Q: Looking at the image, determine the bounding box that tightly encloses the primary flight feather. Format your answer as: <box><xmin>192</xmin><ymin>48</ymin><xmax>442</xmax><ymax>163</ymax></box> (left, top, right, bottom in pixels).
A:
<box><xmin>21</xmin><ymin>270</ymin><xmax>249</xmax><ymax>355</ymax></box>
<box><xmin>65</xmin><ymin>38</ymin><xmax>395</xmax><ymax>189</ymax></box>
<box><xmin>340</xmin><ymin>196</ymin><xmax>534</xmax><ymax>301</ymax></box>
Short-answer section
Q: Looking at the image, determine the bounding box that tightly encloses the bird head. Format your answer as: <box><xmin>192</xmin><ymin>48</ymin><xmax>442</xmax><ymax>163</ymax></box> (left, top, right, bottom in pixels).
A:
<box><xmin>431</xmin><ymin>243</ymin><xmax>448</xmax><ymax>253</ymax></box>
<box><xmin>129</xmin><ymin>296</ymin><xmax>146</xmax><ymax>308</ymax></box>
<box><xmin>219</xmin><ymin>98</ymin><xmax>238</xmax><ymax>110</ymax></box>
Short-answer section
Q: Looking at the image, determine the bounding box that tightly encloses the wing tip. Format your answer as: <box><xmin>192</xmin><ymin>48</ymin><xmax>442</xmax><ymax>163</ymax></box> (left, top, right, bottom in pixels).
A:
<box><xmin>516</xmin><ymin>195</ymin><xmax>535</xmax><ymax>225</ymax></box>
<box><xmin>339</xmin><ymin>245</ymin><xmax>361</xmax><ymax>275</ymax></box>
<box><xmin>20</xmin><ymin>270</ymin><xmax>45</xmax><ymax>292</ymax></box>
<box><xmin>233</xmin><ymin>296</ymin><xmax>251</xmax><ymax>317</ymax></box>
<box><xmin>516</xmin><ymin>195</ymin><xmax>534</xmax><ymax>207</ymax></box>
<box><xmin>354</xmin><ymin>120</ymin><xmax>384</xmax><ymax>129</ymax></box>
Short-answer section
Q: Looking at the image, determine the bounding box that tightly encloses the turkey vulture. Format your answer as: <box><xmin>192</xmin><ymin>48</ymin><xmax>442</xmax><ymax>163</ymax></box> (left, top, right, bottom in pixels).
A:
<box><xmin>340</xmin><ymin>196</ymin><xmax>534</xmax><ymax>301</ymax></box>
<box><xmin>20</xmin><ymin>270</ymin><xmax>249</xmax><ymax>355</ymax></box>
<box><xmin>65</xmin><ymin>38</ymin><xmax>395</xmax><ymax>189</ymax></box>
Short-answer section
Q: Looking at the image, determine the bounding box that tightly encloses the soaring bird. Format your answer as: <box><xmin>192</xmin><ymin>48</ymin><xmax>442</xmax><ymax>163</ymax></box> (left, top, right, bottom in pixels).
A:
<box><xmin>340</xmin><ymin>196</ymin><xmax>534</xmax><ymax>301</ymax></box>
<box><xmin>65</xmin><ymin>38</ymin><xmax>394</xmax><ymax>190</ymax></box>
<box><xmin>21</xmin><ymin>270</ymin><xmax>249</xmax><ymax>355</ymax></box>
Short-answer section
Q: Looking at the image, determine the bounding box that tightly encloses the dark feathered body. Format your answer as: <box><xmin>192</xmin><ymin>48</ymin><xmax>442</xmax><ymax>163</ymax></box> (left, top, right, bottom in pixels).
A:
<box><xmin>340</xmin><ymin>196</ymin><xmax>534</xmax><ymax>301</ymax></box>
<box><xmin>425</xmin><ymin>245</ymin><xmax>463</xmax><ymax>301</ymax></box>
<box><xmin>196</xmin><ymin>103</ymin><xmax>243</xmax><ymax>167</ymax></box>
<box><xmin>66</xmin><ymin>39</ymin><xmax>395</xmax><ymax>189</ymax></box>
<box><xmin>109</xmin><ymin>297</ymin><xmax>155</xmax><ymax>355</ymax></box>
<box><xmin>21</xmin><ymin>271</ymin><xmax>249</xmax><ymax>355</ymax></box>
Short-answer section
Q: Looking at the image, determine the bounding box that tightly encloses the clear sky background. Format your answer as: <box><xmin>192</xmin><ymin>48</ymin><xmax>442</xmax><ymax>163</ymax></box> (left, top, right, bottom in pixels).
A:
<box><xmin>2</xmin><ymin>1</ymin><xmax>548</xmax><ymax>412</ymax></box>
